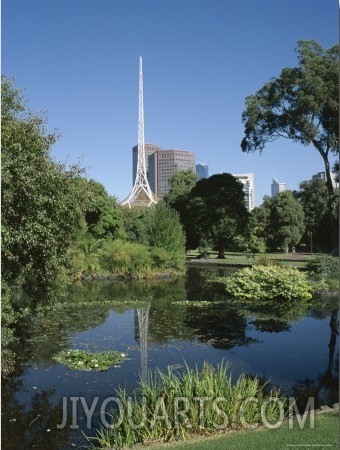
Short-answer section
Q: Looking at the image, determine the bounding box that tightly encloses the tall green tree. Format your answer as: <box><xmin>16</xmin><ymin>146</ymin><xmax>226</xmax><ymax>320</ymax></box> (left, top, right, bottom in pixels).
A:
<box><xmin>1</xmin><ymin>77</ymin><xmax>88</xmax><ymax>303</ymax></box>
<box><xmin>241</xmin><ymin>40</ymin><xmax>339</xmax><ymax>252</ymax></box>
<box><xmin>266</xmin><ymin>191</ymin><xmax>305</xmax><ymax>252</ymax></box>
<box><xmin>142</xmin><ymin>202</ymin><xmax>186</xmax><ymax>254</ymax></box>
<box><xmin>174</xmin><ymin>173</ymin><xmax>248</xmax><ymax>258</ymax></box>
<box><xmin>295</xmin><ymin>178</ymin><xmax>338</xmax><ymax>252</ymax></box>
<box><xmin>164</xmin><ymin>169</ymin><xmax>197</xmax><ymax>207</ymax></box>
<box><xmin>84</xmin><ymin>179</ymin><xmax>125</xmax><ymax>239</ymax></box>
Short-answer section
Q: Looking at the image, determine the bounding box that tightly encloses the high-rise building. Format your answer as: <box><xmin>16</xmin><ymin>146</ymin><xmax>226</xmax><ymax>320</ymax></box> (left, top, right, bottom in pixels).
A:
<box><xmin>196</xmin><ymin>163</ymin><xmax>209</xmax><ymax>180</ymax></box>
<box><xmin>271</xmin><ymin>178</ymin><xmax>286</xmax><ymax>198</ymax></box>
<box><xmin>312</xmin><ymin>171</ymin><xmax>339</xmax><ymax>188</ymax></box>
<box><xmin>232</xmin><ymin>173</ymin><xmax>255</xmax><ymax>211</ymax></box>
<box><xmin>132</xmin><ymin>144</ymin><xmax>195</xmax><ymax>198</ymax></box>
<box><xmin>132</xmin><ymin>143</ymin><xmax>160</xmax><ymax>186</ymax></box>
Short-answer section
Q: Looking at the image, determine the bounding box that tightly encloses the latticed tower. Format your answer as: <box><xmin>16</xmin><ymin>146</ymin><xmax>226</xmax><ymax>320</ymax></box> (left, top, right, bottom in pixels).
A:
<box><xmin>122</xmin><ymin>57</ymin><xmax>157</xmax><ymax>207</ymax></box>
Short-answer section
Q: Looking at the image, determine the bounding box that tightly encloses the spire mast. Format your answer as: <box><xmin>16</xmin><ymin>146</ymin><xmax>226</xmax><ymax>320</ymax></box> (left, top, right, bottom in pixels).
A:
<box><xmin>122</xmin><ymin>57</ymin><xmax>157</xmax><ymax>207</ymax></box>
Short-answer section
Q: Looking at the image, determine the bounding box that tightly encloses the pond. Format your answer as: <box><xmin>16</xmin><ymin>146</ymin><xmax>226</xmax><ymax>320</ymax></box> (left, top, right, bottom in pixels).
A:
<box><xmin>2</xmin><ymin>267</ymin><xmax>339</xmax><ymax>449</ymax></box>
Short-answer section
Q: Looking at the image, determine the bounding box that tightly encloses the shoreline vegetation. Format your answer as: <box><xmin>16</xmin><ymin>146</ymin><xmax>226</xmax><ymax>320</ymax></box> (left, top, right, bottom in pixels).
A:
<box><xmin>85</xmin><ymin>361</ymin><xmax>339</xmax><ymax>449</ymax></box>
<box><xmin>74</xmin><ymin>251</ymin><xmax>339</xmax><ymax>292</ymax></box>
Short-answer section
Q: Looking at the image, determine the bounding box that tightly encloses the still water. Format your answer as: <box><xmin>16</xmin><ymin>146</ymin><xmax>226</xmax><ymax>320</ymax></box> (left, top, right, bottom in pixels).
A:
<box><xmin>2</xmin><ymin>267</ymin><xmax>339</xmax><ymax>449</ymax></box>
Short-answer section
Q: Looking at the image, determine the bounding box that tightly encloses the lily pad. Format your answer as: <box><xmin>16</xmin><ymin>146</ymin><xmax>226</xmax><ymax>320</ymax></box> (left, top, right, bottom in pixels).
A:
<box><xmin>52</xmin><ymin>349</ymin><xmax>126</xmax><ymax>371</ymax></box>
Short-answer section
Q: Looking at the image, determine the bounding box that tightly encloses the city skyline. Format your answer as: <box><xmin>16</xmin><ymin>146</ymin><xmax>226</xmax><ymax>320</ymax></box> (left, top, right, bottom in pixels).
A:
<box><xmin>2</xmin><ymin>0</ymin><xmax>337</xmax><ymax>205</ymax></box>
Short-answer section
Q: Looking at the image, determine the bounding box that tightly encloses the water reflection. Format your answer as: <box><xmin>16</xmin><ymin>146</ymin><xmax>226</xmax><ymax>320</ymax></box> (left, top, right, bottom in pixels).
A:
<box><xmin>1</xmin><ymin>268</ymin><xmax>338</xmax><ymax>450</ymax></box>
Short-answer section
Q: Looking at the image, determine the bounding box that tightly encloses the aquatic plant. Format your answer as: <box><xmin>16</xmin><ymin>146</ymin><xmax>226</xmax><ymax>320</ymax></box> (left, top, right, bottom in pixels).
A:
<box><xmin>86</xmin><ymin>361</ymin><xmax>285</xmax><ymax>448</ymax></box>
<box><xmin>53</xmin><ymin>349</ymin><xmax>126</xmax><ymax>371</ymax></box>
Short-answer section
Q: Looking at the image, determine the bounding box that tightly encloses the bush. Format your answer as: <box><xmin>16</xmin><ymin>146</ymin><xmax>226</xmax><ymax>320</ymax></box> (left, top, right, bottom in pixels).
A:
<box><xmin>306</xmin><ymin>255</ymin><xmax>339</xmax><ymax>292</ymax></box>
<box><xmin>306</xmin><ymin>255</ymin><xmax>339</xmax><ymax>280</ymax></box>
<box><xmin>224</xmin><ymin>265</ymin><xmax>312</xmax><ymax>301</ymax></box>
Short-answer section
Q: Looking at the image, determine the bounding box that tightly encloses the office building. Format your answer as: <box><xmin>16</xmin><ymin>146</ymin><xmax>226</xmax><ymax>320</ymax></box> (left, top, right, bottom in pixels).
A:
<box><xmin>132</xmin><ymin>143</ymin><xmax>195</xmax><ymax>198</ymax></box>
<box><xmin>233</xmin><ymin>173</ymin><xmax>255</xmax><ymax>211</ymax></box>
<box><xmin>132</xmin><ymin>143</ymin><xmax>161</xmax><ymax>186</ymax></box>
<box><xmin>271</xmin><ymin>178</ymin><xmax>286</xmax><ymax>198</ymax></box>
<box><xmin>196</xmin><ymin>163</ymin><xmax>209</xmax><ymax>180</ymax></box>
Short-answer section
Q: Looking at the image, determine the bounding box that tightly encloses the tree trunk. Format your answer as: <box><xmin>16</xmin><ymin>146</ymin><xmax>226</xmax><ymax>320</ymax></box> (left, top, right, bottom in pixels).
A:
<box><xmin>312</xmin><ymin>140</ymin><xmax>339</xmax><ymax>255</ymax></box>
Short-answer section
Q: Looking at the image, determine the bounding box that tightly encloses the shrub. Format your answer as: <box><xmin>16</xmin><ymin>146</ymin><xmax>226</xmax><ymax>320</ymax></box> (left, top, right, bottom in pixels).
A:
<box><xmin>224</xmin><ymin>265</ymin><xmax>312</xmax><ymax>301</ymax></box>
<box><xmin>306</xmin><ymin>255</ymin><xmax>339</xmax><ymax>292</ymax></box>
<box><xmin>306</xmin><ymin>255</ymin><xmax>339</xmax><ymax>280</ymax></box>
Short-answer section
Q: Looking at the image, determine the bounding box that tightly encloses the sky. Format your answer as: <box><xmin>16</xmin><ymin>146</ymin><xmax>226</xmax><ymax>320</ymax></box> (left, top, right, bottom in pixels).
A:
<box><xmin>2</xmin><ymin>0</ymin><xmax>338</xmax><ymax>206</ymax></box>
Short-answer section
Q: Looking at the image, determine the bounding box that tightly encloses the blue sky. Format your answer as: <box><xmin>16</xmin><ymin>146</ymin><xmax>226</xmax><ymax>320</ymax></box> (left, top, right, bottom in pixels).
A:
<box><xmin>2</xmin><ymin>0</ymin><xmax>338</xmax><ymax>205</ymax></box>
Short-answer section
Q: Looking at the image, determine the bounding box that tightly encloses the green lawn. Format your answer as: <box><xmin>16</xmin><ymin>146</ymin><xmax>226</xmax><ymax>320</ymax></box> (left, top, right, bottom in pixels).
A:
<box><xmin>148</xmin><ymin>410</ymin><xmax>339</xmax><ymax>450</ymax></box>
<box><xmin>186</xmin><ymin>250</ymin><xmax>314</xmax><ymax>269</ymax></box>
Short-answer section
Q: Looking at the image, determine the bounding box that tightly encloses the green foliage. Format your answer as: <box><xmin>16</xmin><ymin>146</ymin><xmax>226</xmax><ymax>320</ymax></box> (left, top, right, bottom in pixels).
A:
<box><xmin>84</xmin><ymin>179</ymin><xmax>125</xmax><ymax>239</ymax></box>
<box><xmin>224</xmin><ymin>265</ymin><xmax>312</xmax><ymax>301</ymax></box>
<box><xmin>87</xmin><ymin>361</ymin><xmax>284</xmax><ymax>448</ymax></box>
<box><xmin>241</xmin><ymin>40</ymin><xmax>339</xmax><ymax>253</ymax></box>
<box><xmin>241</xmin><ymin>40</ymin><xmax>339</xmax><ymax>195</ymax></box>
<box><xmin>102</xmin><ymin>239</ymin><xmax>152</xmax><ymax>274</ymax></box>
<box><xmin>232</xmin><ymin>234</ymin><xmax>266</xmax><ymax>253</ymax></box>
<box><xmin>52</xmin><ymin>349</ymin><xmax>126</xmax><ymax>371</ymax></box>
<box><xmin>295</xmin><ymin>178</ymin><xmax>333</xmax><ymax>251</ymax></box>
<box><xmin>306</xmin><ymin>255</ymin><xmax>339</xmax><ymax>279</ymax></box>
<box><xmin>1</xmin><ymin>283</ymin><xmax>19</xmax><ymax>377</ymax></box>
<box><xmin>143</xmin><ymin>202</ymin><xmax>186</xmax><ymax>253</ymax></box>
<box><xmin>306</xmin><ymin>255</ymin><xmax>339</xmax><ymax>291</ymax></box>
<box><xmin>1</xmin><ymin>77</ymin><xmax>88</xmax><ymax>302</ymax></box>
<box><xmin>253</xmin><ymin>192</ymin><xmax>305</xmax><ymax>252</ymax></box>
<box><xmin>254</xmin><ymin>254</ymin><xmax>282</xmax><ymax>267</ymax></box>
<box><xmin>164</xmin><ymin>169</ymin><xmax>197</xmax><ymax>206</ymax></box>
<box><xmin>120</xmin><ymin>207</ymin><xmax>148</xmax><ymax>243</ymax></box>
<box><xmin>174</xmin><ymin>174</ymin><xmax>248</xmax><ymax>256</ymax></box>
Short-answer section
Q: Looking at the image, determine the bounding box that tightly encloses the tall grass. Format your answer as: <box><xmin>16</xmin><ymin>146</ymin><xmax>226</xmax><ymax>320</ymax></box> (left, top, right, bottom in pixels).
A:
<box><xmin>86</xmin><ymin>361</ymin><xmax>285</xmax><ymax>449</ymax></box>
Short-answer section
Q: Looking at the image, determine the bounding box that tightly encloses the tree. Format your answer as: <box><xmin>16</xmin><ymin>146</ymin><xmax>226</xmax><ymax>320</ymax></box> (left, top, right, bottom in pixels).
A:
<box><xmin>241</xmin><ymin>40</ymin><xmax>339</xmax><ymax>252</ymax></box>
<box><xmin>84</xmin><ymin>179</ymin><xmax>125</xmax><ymax>239</ymax></box>
<box><xmin>247</xmin><ymin>196</ymin><xmax>272</xmax><ymax>249</ymax></box>
<box><xmin>164</xmin><ymin>169</ymin><xmax>197</xmax><ymax>207</ymax></box>
<box><xmin>295</xmin><ymin>178</ymin><xmax>330</xmax><ymax>251</ymax></box>
<box><xmin>142</xmin><ymin>202</ymin><xmax>186</xmax><ymax>254</ymax></box>
<box><xmin>1</xmin><ymin>77</ymin><xmax>88</xmax><ymax>303</ymax></box>
<box><xmin>266</xmin><ymin>191</ymin><xmax>305</xmax><ymax>252</ymax></box>
<box><xmin>174</xmin><ymin>173</ymin><xmax>249</xmax><ymax>258</ymax></box>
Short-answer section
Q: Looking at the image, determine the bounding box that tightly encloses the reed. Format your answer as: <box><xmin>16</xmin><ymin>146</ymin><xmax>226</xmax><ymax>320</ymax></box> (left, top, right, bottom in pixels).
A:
<box><xmin>86</xmin><ymin>361</ymin><xmax>285</xmax><ymax>449</ymax></box>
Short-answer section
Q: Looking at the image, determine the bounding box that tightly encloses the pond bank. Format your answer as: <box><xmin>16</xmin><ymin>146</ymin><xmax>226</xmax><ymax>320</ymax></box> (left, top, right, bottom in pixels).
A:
<box><xmin>146</xmin><ymin>407</ymin><xmax>339</xmax><ymax>450</ymax></box>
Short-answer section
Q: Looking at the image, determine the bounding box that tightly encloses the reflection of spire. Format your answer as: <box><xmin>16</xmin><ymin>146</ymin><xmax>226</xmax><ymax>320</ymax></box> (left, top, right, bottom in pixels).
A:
<box><xmin>137</xmin><ymin>305</ymin><xmax>150</xmax><ymax>383</ymax></box>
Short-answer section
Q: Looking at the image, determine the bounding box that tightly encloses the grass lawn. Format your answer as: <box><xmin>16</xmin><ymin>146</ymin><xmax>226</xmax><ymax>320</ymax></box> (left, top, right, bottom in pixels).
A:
<box><xmin>186</xmin><ymin>250</ymin><xmax>314</xmax><ymax>269</ymax></box>
<box><xmin>148</xmin><ymin>410</ymin><xmax>339</xmax><ymax>450</ymax></box>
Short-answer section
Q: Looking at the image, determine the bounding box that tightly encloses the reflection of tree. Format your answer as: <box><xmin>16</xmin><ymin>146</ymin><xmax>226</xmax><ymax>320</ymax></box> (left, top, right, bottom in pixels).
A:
<box><xmin>19</xmin><ymin>304</ymin><xmax>111</xmax><ymax>367</ymax></box>
<box><xmin>184</xmin><ymin>303</ymin><xmax>258</xmax><ymax>349</ymax></box>
<box><xmin>185</xmin><ymin>267</ymin><xmax>233</xmax><ymax>301</ymax></box>
<box><xmin>250</xmin><ymin>319</ymin><xmax>291</xmax><ymax>333</ymax></box>
<box><xmin>291</xmin><ymin>309</ymin><xmax>339</xmax><ymax>411</ymax></box>
<box><xmin>1</xmin><ymin>383</ymin><xmax>70</xmax><ymax>450</ymax></box>
<box><xmin>229</xmin><ymin>297</ymin><xmax>310</xmax><ymax>333</ymax></box>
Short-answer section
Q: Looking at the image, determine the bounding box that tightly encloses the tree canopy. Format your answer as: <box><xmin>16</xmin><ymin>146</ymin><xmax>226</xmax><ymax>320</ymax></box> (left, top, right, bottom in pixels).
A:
<box><xmin>295</xmin><ymin>178</ymin><xmax>337</xmax><ymax>252</ymax></box>
<box><xmin>84</xmin><ymin>179</ymin><xmax>125</xmax><ymax>239</ymax></box>
<box><xmin>1</xmin><ymin>77</ymin><xmax>88</xmax><ymax>302</ymax></box>
<box><xmin>164</xmin><ymin>169</ymin><xmax>197</xmax><ymax>207</ymax></box>
<box><xmin>267</xmin><ymin>191</ymin><xmax>305</xmax><ymax>252</ymax></box>
<box><xmin>241</xmin><ymin>40</ymin><xmax>339</xmax><ymax>198</ymax></box>
<box><xmin>173</xmin><ymin>173</ymin><xmax>248</xmax><ymax>257</ymax></box>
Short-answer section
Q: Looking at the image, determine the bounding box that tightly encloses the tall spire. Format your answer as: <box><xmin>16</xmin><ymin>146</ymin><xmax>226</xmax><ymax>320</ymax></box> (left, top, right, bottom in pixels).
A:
<box><xmin>122</xmin><ymin>57</ymin><xmax>157</xmax><ymax>207</ymax></box>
